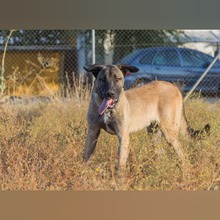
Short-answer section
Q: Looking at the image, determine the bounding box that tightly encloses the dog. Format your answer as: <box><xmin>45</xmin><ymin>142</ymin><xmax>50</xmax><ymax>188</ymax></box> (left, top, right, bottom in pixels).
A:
<box><xmin>83</xmin><ymin>64</ymin><xmax>210</xmax><ymax>170</ymax></box>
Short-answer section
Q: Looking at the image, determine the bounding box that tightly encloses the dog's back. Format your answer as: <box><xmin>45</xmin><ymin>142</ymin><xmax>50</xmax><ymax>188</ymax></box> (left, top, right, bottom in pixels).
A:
<box><xmin>124</xmin><ymin>81</ymin><xmax>183</xmax><ymax>133</ymax></box>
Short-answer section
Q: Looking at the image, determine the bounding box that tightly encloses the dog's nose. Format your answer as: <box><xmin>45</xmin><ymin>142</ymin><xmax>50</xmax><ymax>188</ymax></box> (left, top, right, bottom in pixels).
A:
<box><xmin>106</xmin><ymin>91</ymin><xmax>115</xmax><ymax>98</ymax></box>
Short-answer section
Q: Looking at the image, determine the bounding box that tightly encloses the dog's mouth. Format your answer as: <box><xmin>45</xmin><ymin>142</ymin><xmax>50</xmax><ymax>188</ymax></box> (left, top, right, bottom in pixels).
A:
<box><xmin>98</xmin><ymin>98</ymin><xmax>118</xmax><ymax>115</ymax></box>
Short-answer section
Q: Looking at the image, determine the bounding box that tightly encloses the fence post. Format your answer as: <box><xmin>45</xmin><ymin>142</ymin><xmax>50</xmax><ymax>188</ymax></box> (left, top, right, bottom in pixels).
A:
<box><xmin>184</xmin><ymin>53</ymin><xmax>220</xmax><ymax>102</ymax></box>
<box><xmin>91</xmin><ymin>30</ymin><xmax>96</xmax><ymax>88</ymax></box>
<box><xmin>77</xmin><ymin>31</ymin><xmax>86</xmax><ymax>75</ymax></box>
<box><xmin>92</xmin><ymin>30</ymin><xmax>96</xmax><ymax>64</ymax></box>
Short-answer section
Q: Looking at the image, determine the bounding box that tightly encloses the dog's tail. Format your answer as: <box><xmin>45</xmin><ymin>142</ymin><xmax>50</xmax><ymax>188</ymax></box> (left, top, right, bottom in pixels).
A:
<box><xmin>181</xmin><ymin>104</ymin><xmax>211</xmax><ymax>139</ymax></box>
<box><xmin>187</xmin><ymin>123</ymin><xmax>211</xmax><ymax>138</ymax></box>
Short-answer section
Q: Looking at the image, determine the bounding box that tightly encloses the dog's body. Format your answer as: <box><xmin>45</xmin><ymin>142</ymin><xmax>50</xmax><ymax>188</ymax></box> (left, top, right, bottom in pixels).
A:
<box><xmin>84</xmin><ymin>64</ymin><xmax>209</xmax><ymax>169</ymax></box>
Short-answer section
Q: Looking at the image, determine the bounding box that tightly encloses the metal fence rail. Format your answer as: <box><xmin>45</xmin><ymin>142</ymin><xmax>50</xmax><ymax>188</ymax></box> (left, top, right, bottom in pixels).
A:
<box><xmin>0</xmin><ymin>29</ymin><xmax>219</xmax><ymax>98</ymax></box>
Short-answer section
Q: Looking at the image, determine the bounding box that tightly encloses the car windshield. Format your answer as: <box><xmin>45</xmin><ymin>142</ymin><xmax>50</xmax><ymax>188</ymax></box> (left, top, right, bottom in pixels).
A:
<box><xmin>181</xmin><ymin>49</ymin><xmax>220</xmax><ymax>68</ymax></box>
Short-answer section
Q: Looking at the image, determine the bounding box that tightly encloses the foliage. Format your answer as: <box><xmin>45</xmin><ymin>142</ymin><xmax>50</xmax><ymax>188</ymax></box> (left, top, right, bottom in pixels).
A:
<box><xmin>0</xmin><ymin>30</ymin><xmax>77</xmax><ymax>46</ymax></box>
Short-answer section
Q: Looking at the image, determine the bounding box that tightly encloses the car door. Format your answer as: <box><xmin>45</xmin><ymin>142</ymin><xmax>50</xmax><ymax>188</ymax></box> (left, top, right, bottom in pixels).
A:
<box><xmin>151</xmin><ymin>48</ymin><xmax>183</xmax><ymax>83</ymax></box>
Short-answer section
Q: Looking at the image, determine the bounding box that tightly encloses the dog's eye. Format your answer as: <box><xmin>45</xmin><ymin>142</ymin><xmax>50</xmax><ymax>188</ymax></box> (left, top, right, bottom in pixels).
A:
<box><xmin>115</xmin><ymin>78</ymin><xmax>121</xmax><ymax>82</ymax></box>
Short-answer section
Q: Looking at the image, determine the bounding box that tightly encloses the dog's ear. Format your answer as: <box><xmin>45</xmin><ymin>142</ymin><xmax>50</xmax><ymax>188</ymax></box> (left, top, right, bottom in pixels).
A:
<box><xmin>83</xmin><ymin>64</ymin><xmax>104</xmax><ymax>78</ymax></box>
<box><xmin>117</xmin><ymin>64</ymin><xmax>139</xmax><ymax>76</ymax></box>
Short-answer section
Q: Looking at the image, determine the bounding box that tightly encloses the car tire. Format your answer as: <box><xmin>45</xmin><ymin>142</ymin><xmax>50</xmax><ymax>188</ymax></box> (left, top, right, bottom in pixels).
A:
<box><xmin>131</xmin><ymin>78</ymin><xmax>151</xmax><ymax>88</ymax></box>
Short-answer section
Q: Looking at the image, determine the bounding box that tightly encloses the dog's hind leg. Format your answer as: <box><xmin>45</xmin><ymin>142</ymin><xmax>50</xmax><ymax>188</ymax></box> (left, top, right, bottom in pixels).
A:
<box><xmin>160</xmin><ymin>122</ymin><xmax>192</xmax><ymax>181</ymax></box>
<box><xmin>160</xmin><ymin>123</ymin><xmax>185</xmax><ymax>164</ymax></box>
<box><xmin>83</xmin><ymin>125</ymin><xmax>101</xmax><ymax>161</ymax></box>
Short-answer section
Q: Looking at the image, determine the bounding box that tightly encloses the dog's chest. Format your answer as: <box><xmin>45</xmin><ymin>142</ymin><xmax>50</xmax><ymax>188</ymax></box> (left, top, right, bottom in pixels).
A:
<box><xmin>103</xmin><ymin>109</ymin><xmax>116</xmax><ymax>135</ymax></box>
<box><xmin>103</xmin><ymin>109</ymin><xmax>113</xmax><ymax>124</ymax></box>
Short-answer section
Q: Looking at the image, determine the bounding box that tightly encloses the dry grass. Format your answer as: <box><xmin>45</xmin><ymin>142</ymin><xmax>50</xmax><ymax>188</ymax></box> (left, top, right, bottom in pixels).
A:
<box><xmin>0</xmin><ymin>91</ymin><xmax>219</xmax><ymax>191</ymax></box>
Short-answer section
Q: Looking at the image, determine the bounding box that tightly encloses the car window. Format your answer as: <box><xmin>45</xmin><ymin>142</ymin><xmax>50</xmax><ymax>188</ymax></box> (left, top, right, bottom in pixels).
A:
<box><xmin>153</xmin><ymin>49</ymin><xmax>180</xmax><ymax>66</ymax></box>
<box><xmin>139</xmin><ymin>50</ymin><xmax>157</xmax><ymax>64</ymax></box>
<box><xmin>181</xmin><ymin>49</ymin><xmax>213</xmax><ymax>67</ymax></box>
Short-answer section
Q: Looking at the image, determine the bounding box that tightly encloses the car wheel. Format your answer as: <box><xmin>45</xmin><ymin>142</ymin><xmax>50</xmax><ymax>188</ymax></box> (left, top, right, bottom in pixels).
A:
<box><xmin>131</xmin><ymin>78</ymin><xmax>151</xmax><ymax>88</ymax></box>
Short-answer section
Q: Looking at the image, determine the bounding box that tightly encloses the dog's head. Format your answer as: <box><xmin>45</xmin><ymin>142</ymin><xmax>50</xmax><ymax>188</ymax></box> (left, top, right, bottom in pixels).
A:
<box><xmin>84</xmin><ymin>64</ymin><xmax>139</xmax><ymax>115</ymax></box>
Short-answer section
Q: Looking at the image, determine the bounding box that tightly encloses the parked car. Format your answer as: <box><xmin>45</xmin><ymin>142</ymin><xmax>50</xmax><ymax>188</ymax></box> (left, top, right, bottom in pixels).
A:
<box><xmin>118</xmin><ymin>46</ymin><xmax>220</xmax><ymax>94</ymax></box>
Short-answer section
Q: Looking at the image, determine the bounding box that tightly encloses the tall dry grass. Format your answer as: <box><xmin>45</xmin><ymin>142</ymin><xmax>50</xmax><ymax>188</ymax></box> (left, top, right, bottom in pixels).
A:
<box><xmin>0</xmin><ymin>81</ymin><xmax>219</xmax><ymax>190</ymax></box>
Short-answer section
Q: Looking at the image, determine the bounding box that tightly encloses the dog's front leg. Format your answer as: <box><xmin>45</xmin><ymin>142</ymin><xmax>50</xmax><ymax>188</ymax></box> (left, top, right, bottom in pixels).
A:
<box><xmin>83</xmin><ymin>125</ymin><xmax>101</xmax><ymax>161</ymax></box>
<box><xmin>117</xmin><ymin>132</ymin><xmax>130</xmax><ymax>170</ymax></box>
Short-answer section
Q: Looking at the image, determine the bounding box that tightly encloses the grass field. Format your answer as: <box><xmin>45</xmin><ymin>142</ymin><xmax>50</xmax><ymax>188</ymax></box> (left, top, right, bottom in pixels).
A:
<box><xmin>0</xmin><ymin>94</ymin><xmax>219</xmax><ymax>190</ymax></box>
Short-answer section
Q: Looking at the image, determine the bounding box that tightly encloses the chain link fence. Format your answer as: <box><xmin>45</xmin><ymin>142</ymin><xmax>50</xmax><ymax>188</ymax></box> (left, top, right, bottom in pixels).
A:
<box><xmin>0</xmin><ymin>30</ymin><xmax>78</xmax><ymax>97</ymax></box>
<box><xmin>0</xmin><ymin>30</ymin><xmax>220</xmax><ymax>98</ymax></box>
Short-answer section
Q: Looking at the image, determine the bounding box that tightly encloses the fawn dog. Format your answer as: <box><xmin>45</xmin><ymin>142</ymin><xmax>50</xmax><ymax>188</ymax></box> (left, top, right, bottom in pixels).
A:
<box><xmin>83</xmin><ymin>64</ymin><xmax>210</xmax><ymax>169</ymax></box>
